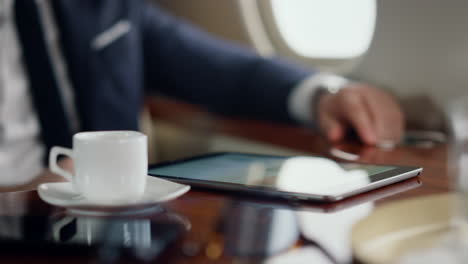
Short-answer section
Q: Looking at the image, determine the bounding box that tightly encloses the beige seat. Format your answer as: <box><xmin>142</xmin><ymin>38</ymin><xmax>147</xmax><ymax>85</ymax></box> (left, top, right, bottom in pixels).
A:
<box><xmin>155</xmin><ymin>0</ymin><xmax>253</xmax><ymax>48</ymax></box>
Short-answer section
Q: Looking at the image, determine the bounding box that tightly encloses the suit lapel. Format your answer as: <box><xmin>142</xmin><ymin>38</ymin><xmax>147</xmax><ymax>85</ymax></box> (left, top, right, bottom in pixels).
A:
<box><xmin>14</xmin><ymin>0</ymin><xmax>72</xmax><ymax>150</ymax></box>
<box><xmin>51</xmin><ymin>0</ymin><xmax>130</xmax><ymax>131</ymax></box>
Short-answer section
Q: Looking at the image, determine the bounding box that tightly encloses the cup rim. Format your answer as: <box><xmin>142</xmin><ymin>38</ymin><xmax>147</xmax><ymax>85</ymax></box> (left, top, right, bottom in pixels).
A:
<box><xmin>74</xmin><ymin>131</ymin><xmax>146</xmax><ymax>143</ymax></box>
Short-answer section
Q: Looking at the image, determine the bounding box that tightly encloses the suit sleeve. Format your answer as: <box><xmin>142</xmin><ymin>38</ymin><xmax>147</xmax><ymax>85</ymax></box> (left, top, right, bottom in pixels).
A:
<box><xmin>141</xmin><ymin>2</ymin><xmax>314</xmax><ymax>123</ymax></box>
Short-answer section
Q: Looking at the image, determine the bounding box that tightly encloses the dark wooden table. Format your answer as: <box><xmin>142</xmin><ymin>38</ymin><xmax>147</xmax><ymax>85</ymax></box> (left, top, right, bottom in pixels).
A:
<box><xmin>0</xmin><ymin>98</ymin><xmax>451</xmax><ymax>263</ymax></box>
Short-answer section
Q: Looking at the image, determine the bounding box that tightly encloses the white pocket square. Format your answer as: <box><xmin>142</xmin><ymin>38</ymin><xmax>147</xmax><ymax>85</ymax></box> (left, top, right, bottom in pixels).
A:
<box><xmin>92</xmin><ymin>20</ymin><xmax>131</xmax><ymax>51</ymax></box>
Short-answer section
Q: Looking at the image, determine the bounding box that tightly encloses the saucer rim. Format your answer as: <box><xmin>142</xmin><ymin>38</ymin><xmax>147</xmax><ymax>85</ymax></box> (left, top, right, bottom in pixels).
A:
<box><xmin>37</xmin><ymin>176</ymin><xmax>190</xmax><ymax>210</ymax></box>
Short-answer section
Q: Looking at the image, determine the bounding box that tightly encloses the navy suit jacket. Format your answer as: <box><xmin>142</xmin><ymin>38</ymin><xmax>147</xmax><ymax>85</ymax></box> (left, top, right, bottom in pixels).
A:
<box><xmin>14</xmin><ymin>0</ymin><xmax>313</xmax><ymax>151</ymax></box>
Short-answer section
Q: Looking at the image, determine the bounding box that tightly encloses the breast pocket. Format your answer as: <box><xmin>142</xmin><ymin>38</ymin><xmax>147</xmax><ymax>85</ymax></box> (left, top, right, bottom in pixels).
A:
<box><xmin>92</xmin><ymin>20</ymin><xmax>132</xmax><ymax>51</ymax></box>
<box><xmin>91</xmin><ymin>19</ymin><xmax>143</xmax><ymax>107</ymax></box>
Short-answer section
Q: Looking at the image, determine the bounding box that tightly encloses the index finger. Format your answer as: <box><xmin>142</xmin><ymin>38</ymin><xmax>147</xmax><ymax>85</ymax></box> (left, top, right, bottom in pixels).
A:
<box><xmin>339</xmin><ymin>92</ymin><xmax>377</xmax><ymax>145</ymax></box>
<box><xmin>364</xmin><ymin>91</ymin><xmax>405</xmax><ymax>144</ymax></box>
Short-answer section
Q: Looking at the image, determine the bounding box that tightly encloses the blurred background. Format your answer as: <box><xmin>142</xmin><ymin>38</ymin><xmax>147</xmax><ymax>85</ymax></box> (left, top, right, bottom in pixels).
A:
<box><xmin>145</xmin><ymin>0</ymin><xmax>468</xmax><ymax>162</ymax></box>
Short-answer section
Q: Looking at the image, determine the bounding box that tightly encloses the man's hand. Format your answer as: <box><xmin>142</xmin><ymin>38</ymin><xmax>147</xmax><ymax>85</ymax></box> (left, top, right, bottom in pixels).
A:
<box><xmin>0</xmin><ymin>159</ymin><xmax>74</xmax><ymax>192</ymax></box>
<box><xmin>38</xmin><ymin>158</ymin><xmax>74</xmax><ymax>182</ymax></box>
<box><xmin>317</xmin><ymin>83</ymin><xmax>404</xmax><ymax>145</ymax></box>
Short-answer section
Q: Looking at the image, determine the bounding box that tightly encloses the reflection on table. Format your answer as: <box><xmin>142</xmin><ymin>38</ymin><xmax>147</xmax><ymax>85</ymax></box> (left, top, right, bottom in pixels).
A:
<box><xmin>0</xmin><ymin>102</ymin><xmax>451</xmax><ymax>263</ymax></box>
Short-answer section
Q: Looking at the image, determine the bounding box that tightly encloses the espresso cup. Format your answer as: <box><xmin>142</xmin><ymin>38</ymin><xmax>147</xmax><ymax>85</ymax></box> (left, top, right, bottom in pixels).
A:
<box><xmin>49</xmin><ymin>131</ymin><xmax>148</xmax><ymax>204</ymax></box>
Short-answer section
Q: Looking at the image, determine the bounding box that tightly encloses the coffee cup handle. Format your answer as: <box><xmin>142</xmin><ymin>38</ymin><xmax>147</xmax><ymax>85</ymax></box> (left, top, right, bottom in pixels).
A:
<box><xmin>49</xmin><ymin>146</ymin><xmax>74</xmax><ymax>181</ymax></box>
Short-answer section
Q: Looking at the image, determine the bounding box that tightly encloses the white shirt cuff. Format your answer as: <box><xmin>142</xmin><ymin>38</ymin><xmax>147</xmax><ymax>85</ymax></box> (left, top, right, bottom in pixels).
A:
<box><xmin>287</xmin><ymin>73</ymin><xmax>350</xmax><ymax>124</ymax></box>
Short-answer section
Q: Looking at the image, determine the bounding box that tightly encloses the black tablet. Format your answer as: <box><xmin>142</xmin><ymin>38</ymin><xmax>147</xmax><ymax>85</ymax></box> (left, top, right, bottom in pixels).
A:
<box><xmin>148</xmin><ymin>152</ymin><xmax>422</xmax><ymax>202</ymax></box>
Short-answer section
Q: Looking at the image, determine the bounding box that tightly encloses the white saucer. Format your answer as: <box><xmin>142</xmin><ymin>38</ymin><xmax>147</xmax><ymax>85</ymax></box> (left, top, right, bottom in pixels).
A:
<box><xmin>37</xmin><ymin>176</ymin><xmax>190</xmax><ymax>214</ymax></box>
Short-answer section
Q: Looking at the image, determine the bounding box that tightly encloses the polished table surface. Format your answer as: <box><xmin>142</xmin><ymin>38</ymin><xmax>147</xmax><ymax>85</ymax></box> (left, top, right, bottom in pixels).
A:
<box><xmin>0</xmin><ymin>99</ymin><xmax>451</xmax><ymax>263</ymax></box>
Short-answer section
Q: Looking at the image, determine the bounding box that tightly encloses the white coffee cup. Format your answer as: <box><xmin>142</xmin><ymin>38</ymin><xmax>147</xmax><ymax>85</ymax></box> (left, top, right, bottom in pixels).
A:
<box><xmin>49</xmin><ymin>131</ymin><xmax>148</xmax><ymax>204</ymax></box>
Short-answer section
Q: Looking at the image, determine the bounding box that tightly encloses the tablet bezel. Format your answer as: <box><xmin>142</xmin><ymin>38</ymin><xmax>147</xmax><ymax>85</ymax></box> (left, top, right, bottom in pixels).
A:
<box><xmin>148</xmin><ymin>152</ymin><xmax>423</xmax><ymax>202</ymax></box>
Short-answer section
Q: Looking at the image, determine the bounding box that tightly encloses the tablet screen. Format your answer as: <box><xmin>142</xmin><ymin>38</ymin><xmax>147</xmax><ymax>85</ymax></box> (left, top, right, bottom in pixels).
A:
<box><xmin>148</xmin><ymin>153</ymin><xmax>420</xmax><ymax>199</ymax></box>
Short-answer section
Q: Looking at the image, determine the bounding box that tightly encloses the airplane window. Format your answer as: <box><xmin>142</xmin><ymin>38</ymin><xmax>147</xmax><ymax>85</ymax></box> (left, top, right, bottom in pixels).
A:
<box><xmin>270</xmin><ymin>0</ymin><xmax>376</xmax><ymax>59</ymax></box>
